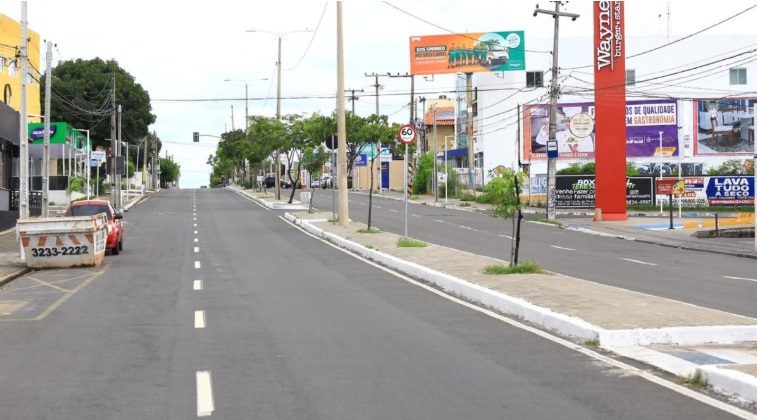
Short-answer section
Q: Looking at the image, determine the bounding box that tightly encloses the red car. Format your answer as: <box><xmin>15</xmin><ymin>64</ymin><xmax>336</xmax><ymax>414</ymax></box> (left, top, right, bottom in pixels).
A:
<box><xmin>64</xmin><ymin>200</ymin><xmax>124</xmax><ymax>255</ymax></box>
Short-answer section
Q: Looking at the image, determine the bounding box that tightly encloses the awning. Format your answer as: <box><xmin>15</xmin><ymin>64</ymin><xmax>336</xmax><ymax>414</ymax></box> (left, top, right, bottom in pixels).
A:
<box><xmin>437</xmin><ymin>147</ymin><xmax>468</xmax><ymax>158</ymax></box>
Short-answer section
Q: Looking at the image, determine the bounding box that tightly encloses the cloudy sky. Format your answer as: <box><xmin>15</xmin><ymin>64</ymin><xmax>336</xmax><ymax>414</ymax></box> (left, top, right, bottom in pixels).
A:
<box><xmin>1</xmin><ymin>1</ymin><xmax>756</xmax><ymax>187</ymax></box>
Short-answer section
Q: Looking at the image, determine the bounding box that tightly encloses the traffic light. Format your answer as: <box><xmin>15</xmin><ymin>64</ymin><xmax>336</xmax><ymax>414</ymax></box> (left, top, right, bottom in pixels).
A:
<box><xmin>193</xmin><ymin>132</ymin><xmax>199</xmax><ymax>142</ymax></box>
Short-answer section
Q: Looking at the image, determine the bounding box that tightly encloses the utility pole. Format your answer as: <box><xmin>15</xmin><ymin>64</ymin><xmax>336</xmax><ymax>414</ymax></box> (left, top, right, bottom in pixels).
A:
<box><xmin>116</xmin><ymin>104</ymin><xmax>122</xmax><ymax>211</ymax></box>
<box><xmin>418</xmin><ymin>97</ymin><xmax>427</xmax><ymax>152</ymax></box>
<box><xmin>18</xmin><ymin>2</ymin><xmax>29</xmax><ymax>220</ymax></box>
<box><xmin>42</xmin><ymin>40</ymin><xmax>52</xmax><ymax>217</ymax></box>
<box><xmin>534</xmin><ymin>1</ymin><xmax>579</xmax><ymax>220</ymax></box>
<box><xmin>110</xmin><ymin>73</ymin><xmax>117</xmax><ymax>207</ymax></box>
<box><xmin>336</xmin><ymin>1</ymin><xmax>348</xmax><ymax>226</ymax></box>
<box><xmin>432</xmin><ymin>104</ymin><xmax>438</xmax><ymax>202</ymax></box>
<box><xmin>345</xmin><ymin>88</ymin><xmax>363</xmax><ymax>114</ymax></box>
<box><xmin>365</xmin><ymin>72</ymin><xmax>393</xmax><ymax>191</ymax></box>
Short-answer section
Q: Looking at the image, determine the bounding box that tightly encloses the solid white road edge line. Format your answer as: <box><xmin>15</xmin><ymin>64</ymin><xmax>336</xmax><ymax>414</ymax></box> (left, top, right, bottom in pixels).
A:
<box><xmin>194</xmin><ymin>311</ymin><xmax>206</xmax><ymax>329</ymax></box>
<box><xmin>282</xmin><ymin>215</ymin><xmax>757</xmax><ymax>420</ymax></box>
<box><xmin>196</xmin><ymin>371</ymin><xmax>215</xmax><ymax>417</ymax></box>
<box><xmin>622</xmin><ymin>258</ymin><xmax>657</xmax><ymax>266</ymax></box>
<box><xmin>193</xmin><ymin>280</ymin><xmax>203</xmax><ymax>290</ymax></box>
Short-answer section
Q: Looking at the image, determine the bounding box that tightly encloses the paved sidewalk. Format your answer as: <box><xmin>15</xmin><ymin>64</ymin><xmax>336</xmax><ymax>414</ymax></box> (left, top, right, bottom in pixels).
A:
<box><xmin>232</xmin><ymin>187</ymin><xmax>757</xmax><ymax>406</ymax></box>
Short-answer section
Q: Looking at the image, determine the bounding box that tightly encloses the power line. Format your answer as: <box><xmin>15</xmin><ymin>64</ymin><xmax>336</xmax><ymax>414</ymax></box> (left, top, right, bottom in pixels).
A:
<box><xmin>284</xmin><ymin>1</ymin><xmax>328</xmax><ymax>71</ymax></box>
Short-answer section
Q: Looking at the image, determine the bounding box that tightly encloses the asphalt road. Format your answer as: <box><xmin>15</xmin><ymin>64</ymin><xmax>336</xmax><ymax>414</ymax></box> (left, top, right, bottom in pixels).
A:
<box><xmin>310</xmin><ymin>191</ymin><xmax>757</xmax><ymax>318</ymax></box>
<box><xmin>0</xmin><ymin>188</ymin><xmax>747</xmax><ymax>419</ymax></box>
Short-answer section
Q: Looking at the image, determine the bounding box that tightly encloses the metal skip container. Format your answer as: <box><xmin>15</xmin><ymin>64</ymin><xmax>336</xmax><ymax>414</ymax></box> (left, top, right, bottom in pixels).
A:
<box><xmin>16</xmin><ymin>214</ymin><xmax>108</xmax><ymax>269</ymax></box>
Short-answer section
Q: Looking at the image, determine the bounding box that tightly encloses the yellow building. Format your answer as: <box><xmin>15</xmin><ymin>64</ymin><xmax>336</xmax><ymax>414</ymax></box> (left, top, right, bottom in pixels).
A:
<box><xmin>0</xmin><ymin>12</ymin><xmax>41</xmax><ymax>122</ymax></box>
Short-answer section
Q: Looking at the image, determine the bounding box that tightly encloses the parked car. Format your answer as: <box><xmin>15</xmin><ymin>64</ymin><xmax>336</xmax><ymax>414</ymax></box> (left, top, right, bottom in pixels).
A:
<box><xmin>321</xmin><ymin>175</ymin><xmax>353</xmax><ymax>189</ymax></box>
<box><xmin>264</xmin><ymin>176</ymin><xmax>292</xmax><ymax>189</ymax></box>
<box><xmin>64</xmin><ymin>200</ymin><xmax>124</xmax><ymax>255</ymax></box>
<box><xmin>310</xmin><ymin>176</ymin><xmax>321</xmax><ymax>188</ymax></box>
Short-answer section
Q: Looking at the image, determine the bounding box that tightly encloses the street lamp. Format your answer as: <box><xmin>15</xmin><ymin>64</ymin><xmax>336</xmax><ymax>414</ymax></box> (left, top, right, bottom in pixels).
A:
<box><xmin>223</xmin><ymin>77</ymin><xmax>268</xmax><ymax>130</ymax></box>
<box><xmin>246</xmin><ymin>27</ymin><xmax>311</xmax><ymax>200</ymax></box>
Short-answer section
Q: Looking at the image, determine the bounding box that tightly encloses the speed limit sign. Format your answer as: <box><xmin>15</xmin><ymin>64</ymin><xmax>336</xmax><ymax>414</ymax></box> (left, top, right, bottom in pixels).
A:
<box><xmin>398</xmin><ymin>124</ymin><xmax>417</xmax><ymax>144</ymax></box>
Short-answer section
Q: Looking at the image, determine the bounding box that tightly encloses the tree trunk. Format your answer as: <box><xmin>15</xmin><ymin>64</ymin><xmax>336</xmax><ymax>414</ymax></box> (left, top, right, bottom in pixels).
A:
<box><xmin>287</xmin><ymin>162</ymin><xmax>302</xmax><ymax>204</ymax></box>
<box><xmin>513</xmin><ymin>174</ymin><xmax>523</xmax><ymax>267</ymax></box>
<box><xmin>367</xmin><ymin>158</ymin><xmax>376</xmax><ymax>231</ymax></box>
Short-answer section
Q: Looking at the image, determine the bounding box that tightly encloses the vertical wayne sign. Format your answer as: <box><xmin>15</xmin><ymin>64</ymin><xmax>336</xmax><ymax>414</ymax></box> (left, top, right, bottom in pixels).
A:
<box><xmin>593</xmin><ymin>1</ymin><xmax>627</xmax><ymax>221</ymax></box>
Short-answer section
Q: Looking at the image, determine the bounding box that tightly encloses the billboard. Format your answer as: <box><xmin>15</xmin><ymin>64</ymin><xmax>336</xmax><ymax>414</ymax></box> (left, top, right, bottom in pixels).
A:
<box><xmin>524</xmin><ymin>99</ymin><xmax>678</xmax><ymax>160</ymax></box>
<box><xmin>553</xmin><ymin>175</ymin><xmax>653</xmax><ymax>208</ymax></box>
<box><xmin>409</xmin><ymin>31</ymin><xmax>525</xmax><ymax>76</ymax></box>
<box><xmin>693</xmin><ymin>98</ymin><xmax>757</xmax><ymax>156</ymax></box>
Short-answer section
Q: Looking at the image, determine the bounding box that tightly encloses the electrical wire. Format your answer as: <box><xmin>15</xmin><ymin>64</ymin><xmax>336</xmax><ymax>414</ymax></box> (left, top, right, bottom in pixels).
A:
<box><xmin>284</xmin><ymin>1</ymin><xmax>328</xmax><ymax>71</ymax></box>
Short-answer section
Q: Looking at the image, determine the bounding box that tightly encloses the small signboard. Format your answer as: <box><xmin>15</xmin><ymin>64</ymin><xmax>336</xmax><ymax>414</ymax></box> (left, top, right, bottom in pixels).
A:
<box><xmin>89</xmin><ymin>159</ymin><xmax>100</xmax><ymax>167</ymax></box>
<box><xmin>91</xmin><ymin>150</ymin><xmax>106</xmax><ymax>161</ymax></box>
<box><xmin>546</xmin><ymin>140</ymin><xmax>558</xmax><ymax>159</ymax></box>
<box><xmin>657</xmin><ymin>179</ymin><xmax>685</xmax><ymax>196</ymax></box>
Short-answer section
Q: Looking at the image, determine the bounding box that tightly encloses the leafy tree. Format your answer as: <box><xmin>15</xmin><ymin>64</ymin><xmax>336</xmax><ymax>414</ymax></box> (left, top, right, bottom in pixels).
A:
<box><xmin>706</xmin><ymin>159</ymin><xmax>753</xmax><ymax>175</ymax></box>
<box><xmin>626</xmin><ymin>162</ymin><xmax>641</xmax><ymax>176</ymax></box>
<box><xmin>43</xmin><ymin>58</ymin><xmax>157</xmax><ymax>151</ymax></box>
<box><xmin>300</xmin><ymin>145</ymin><xmax>331</xmax><ymax>211</ymax></box>
<box><xmin>413</xmin><ymin>153</ymin><xmax>434</xmax><ymax>195</ymax></box>
<box><xmin>359</xmin><ymin>114</ymin><xmax>404</xmax><ymax>230</ymax></box>
<box><xmin>484</xmin><ymin>168</ymin><xmax>528</xmax><ymax>266</ymax></box>
<box><xmin>159</xmin><ymin>158</ymin><xmax>180</xmax><ymax>188</ymax></box>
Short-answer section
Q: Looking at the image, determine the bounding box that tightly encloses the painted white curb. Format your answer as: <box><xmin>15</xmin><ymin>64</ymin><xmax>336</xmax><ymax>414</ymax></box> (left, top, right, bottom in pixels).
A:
<box><xmin>700</xmin><ymin>365</ymin><xmax>757</xmax><ymax>404</ymax></box>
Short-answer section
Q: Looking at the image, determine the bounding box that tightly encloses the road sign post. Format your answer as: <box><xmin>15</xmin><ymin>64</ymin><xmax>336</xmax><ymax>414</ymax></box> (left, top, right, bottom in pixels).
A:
<box><xmin>398</xmin><ymin>124</ymin><xmax>417</xmax><ymax>238</ymax></box>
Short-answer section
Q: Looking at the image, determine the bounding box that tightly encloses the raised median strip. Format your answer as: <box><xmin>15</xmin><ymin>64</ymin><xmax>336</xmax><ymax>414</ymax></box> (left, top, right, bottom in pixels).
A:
<box><xmin>286</xmin><ymin>211</ymin><xmax>757</xmax><ymax>348</ymax></box>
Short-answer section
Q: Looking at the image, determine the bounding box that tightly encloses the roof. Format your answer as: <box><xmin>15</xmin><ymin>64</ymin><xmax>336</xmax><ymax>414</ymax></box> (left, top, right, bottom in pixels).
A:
<box><xmin>424</xmin><ymin>106</ymin><xmax>455</xmax><ymax>126</ymax></box>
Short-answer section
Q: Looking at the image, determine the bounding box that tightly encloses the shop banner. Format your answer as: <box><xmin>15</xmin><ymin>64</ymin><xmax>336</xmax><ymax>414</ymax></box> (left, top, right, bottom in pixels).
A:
<box><xmin>409</xmin><ymin>31</ymin><xmax>525</xmax><ymax>76</ymax></box>
<box><xmin>705</xmin><ymin>176</ymin><xmax>755</xmax><ymax>206</ymax></box>
<box><xmin>554</xmin><ymin>175</ymin><xmax>653</xmax><ymax>208</ymax></box>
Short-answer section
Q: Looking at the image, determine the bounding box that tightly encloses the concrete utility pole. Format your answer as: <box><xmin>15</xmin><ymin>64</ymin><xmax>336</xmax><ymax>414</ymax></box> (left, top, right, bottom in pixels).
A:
<box><xmin>110</xmin><ymin>73</ymin><xmax>117</xmax><ymax>206</ymax></box>
<box><xmin>18</xmin><ymin>2</ymin><xmax>29</xmax><ymax>220</ymax></box>
<box><xmin>534</xmin><ymin>1</ymin><xmax>579</xmax><ymax>220</ymax></box>
<box><xmin>336</xmin><ymin>1</ymin><xmax>348</xmax><ymax>226</ymax></box>
<box><xmin>365</xmin><ymin>72</ymin><xmax>393</xmax><ymax>191</ymax></box>
<box><xmin>432</xmin><ymin>104</ymin><xmax>438</xmax><ymax>202</ymax></box>
<box><xmin>42</xmin><ymin>40</ymin><xmax>52</xmax><ymax>217</ymax></box>
<box><xmin>345</xmin><ymin>88</ymin><xmax>363</xmax><ymax>114</ymax></box>
<box><xmin>116</xmin><ymin>104</ymin><xmax>122</xmax><ymax>211</ymax></box>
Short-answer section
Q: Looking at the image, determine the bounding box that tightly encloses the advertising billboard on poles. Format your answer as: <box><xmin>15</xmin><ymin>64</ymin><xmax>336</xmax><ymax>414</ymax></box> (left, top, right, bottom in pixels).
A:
<box><xmin>523</xmin><ymin>99</ymin><xmax>678</xmax><ymax>160</ymax></box>
<box><xmin>409</xmin><ymin>31</ymin><xmax>525</xmax><ymax>76</ymax></box>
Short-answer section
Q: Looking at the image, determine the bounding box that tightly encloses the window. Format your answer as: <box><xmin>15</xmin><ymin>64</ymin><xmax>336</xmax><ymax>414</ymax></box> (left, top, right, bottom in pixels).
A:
<box><xmin>626</xmin><ymin>69</ymin><xmax>636</xmax><ymax>86</ymax></box>
<box><xmin>526</xmin><ymin>71</ymin><xmax>543</xmax><ymax>88</ymax></box>
<box><xmin>0</xmin><ymin>57</ymin><xmax>4</xmax><ymax>73</ymax></box>
<box><xmin>8</xmin><ymin>60</ymin><xmax>16</xmax><ymax>77</ymax></box>
<box><xmin>730</xmin><ymin>68</ymin><xmax>747</xmax><ymax>85</ymax></box>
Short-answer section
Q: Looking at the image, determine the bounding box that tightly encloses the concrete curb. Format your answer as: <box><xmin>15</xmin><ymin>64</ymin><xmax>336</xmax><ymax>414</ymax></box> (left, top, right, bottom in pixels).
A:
<box><xmin>700</xmin><ymin>365</ymin><xmax>757</xmax><ymax>404</ymax></box>
<box><xmin>0</xmin><ymin>267</ymin><xmax>31</xmax><ymax>289</ymax></box>
<box><xmin>233</xmin><ymin>188</ymin><xmax>309</xmax><ymax>210</ymax></box>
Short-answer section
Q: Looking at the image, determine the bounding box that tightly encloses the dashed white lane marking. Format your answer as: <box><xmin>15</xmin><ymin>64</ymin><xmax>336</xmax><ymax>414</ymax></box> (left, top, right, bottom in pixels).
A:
<box><xmin>194</xmin><ymin>218</ymin><xmax>197</xmax><ymax>221</ymax></box>
<box><xmin>434</xmin><ymin>219</ymin><xmax>445</xmax><ymax>223</ymax></box>
<box><xmin>390</xmin><ymin>209</ymin><xmax>399</xmax><ymax>213</ymax></box>
<box><xmin>194</xmin><ymin>231</ymin><xmax>198</xmax><ymax>234</ymax></box>
<box><xmin>498</xmin><ymin>234</ymin><xmax>513</xmax><ymax>239</ymax></box>
<box><xmin>195</xmin><ymin>261</ymin><xmax>201</xmax><ymax>269</ymax></box>
<box><xmin>194</xmin><ymin>247</ymin><xmax>199</xmax><ymax>253</ymax></box>
<box><xmin>193</xmin><ymin>280</ymin><xmax>203</xmax><ymax>290</ymax></box>
<box><xmin>196</xmin><ymin>371</ymin><xmax>215</xmax><ymax>417</ymax></box>
<box><xmin>551</xmin><ymin>245</ymin><xmax>576</xmax><ymax>251</ymax></box>
<box><xmin>723</xmin><ymin>275</ymin><xmax>757</xmax><ymax>283</ymax></box>
<box><xmin>622</xmin><ymin>258</ymin><xmax>657</xmax><ymax>266</ymax></box>
<box><xmin>359</xmin><ymin>202</ymin><xmax>366</xmax><ymax>206</ymax></box>
<box><xmin>412</xmin><ymin>214</ymin><xmax>420</xmax><ymax>218</ymax></box>
<box><xmin>194</xmin><ymin>223</ymin><xmax>197</xmax><ymax>227</ymax></box>
<box><xmin>194</xmin><ymin>238</ymin><xmax>199</xmax><ymax>243</ymax></box>
<box><xmin>194</xmin><ymin>310</ymin><xmax>206</xmax><ymax>328</ymax></box>
<box><xmin>460</xmin><ymin>225</ymin><xmax>475</xmax><ymax>231</ymax></box>
<box><xmin>194</xmin><ymin>213</ymin><xmax>196</xmax><ymax>216</ymax></box>
<box><xmin>375</xmin><ymin>206</ymin><xmax>382</xmax><ymax>209</ymax></box>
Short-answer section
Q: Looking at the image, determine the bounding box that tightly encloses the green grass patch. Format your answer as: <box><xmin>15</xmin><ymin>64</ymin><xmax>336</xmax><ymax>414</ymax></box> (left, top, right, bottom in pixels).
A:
<box><xmin>676</xmin><ymin>371</ymin><xmax>708</xmax><ymax>388</ymax></box>
<box><xmin>457</xmin><ymin>202</ymin><xmax>471</xmax><ymax>207</ymax></box>
<box><xmin>397</xmin><ymin>237</ymin><xmax>427</xmax><ymax>248</ymax></box>
<box><xmin>458</xmin><ymin>192</ymin><xmax>477</xmax><ymax>202</ymax></box>
<box><xmin>356</xmin><ymin>228</ymin><xmax>382</xmax><ymax>234</ymax></box>
<box><xmin>483</xmin><ymin>260</ymin><xmax>544</xmax><ymax>275</ymax></box>
<box><xmin>583</xmin><ymin>338</ymin><xmax>600</xmax><ymax>348</ymax></box>
<box><xmin>365</xmin><ymin>245</ymin><xmax>375</xmax><ymax>250</ymax></box>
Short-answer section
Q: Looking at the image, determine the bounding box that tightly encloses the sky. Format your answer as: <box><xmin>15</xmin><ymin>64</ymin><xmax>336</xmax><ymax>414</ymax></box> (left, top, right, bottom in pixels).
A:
<box><xmin>2</xmin><ymin>1</ymin><xmax>757</xmax><ymax>188</ymax></box>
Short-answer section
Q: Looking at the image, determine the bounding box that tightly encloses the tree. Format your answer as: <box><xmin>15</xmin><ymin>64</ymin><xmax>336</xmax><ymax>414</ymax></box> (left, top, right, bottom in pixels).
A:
<box><xmin>300</xmin><ymin>145</ymin><xmax>330</xmax><ymax>211</ymax></box>
<box><xmin>484</xmin><ymin>169</ymin><xmax>527</xmax><ymax>266</ymax></box>
<box><xmin>360</xmin><ymin>114</ymin><xmax>403</xmax><ymax>230</ymax></box>
<box><xmin>707</xmin><ymin>159</ymin><xmax>753</xmax><ymax>175</ymax></box>
<box><xmin>43</xmin><ymin>58</ymin><xmax>157</xmax><ymax>151</ymax></box>
<box><xmin>159</xmin><ymin>158</ymin><xmax>180</xmax><ymax>188</ymax></box>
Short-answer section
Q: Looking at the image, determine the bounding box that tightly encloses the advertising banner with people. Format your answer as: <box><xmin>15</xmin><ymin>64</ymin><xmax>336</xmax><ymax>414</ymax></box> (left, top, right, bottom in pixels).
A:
<box><xmin>524</xmin><ymin>99</ymin><xmax>678</xmax><ymax>160</ymax></box>
<box><xmin>409</xmin><ymin>31</ymin><xmax>525</xmax><ymax>76</ymax></box>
